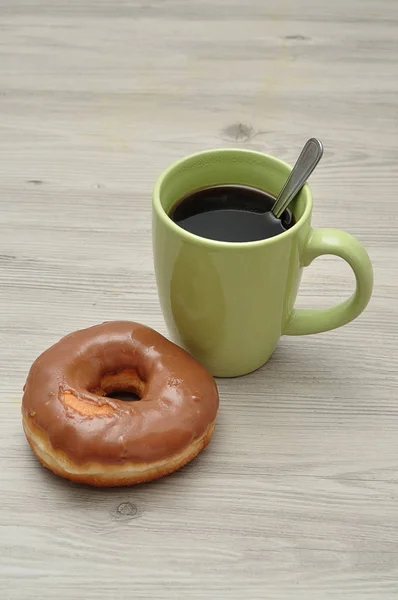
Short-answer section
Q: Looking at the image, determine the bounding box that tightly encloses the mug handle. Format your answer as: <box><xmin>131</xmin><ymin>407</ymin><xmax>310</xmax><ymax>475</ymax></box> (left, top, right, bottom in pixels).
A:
<box><xmin>285</xmin><ymin>228</ymin><xmax>373</xmax><ymax>335</ymax></box>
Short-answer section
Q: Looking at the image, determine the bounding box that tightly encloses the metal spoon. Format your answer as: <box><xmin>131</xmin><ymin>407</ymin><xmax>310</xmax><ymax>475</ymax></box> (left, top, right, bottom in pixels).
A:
<box><xmin>272</xmin><ymin>138</ymin><xmax>323</xmax><ymax>219</ymax></box>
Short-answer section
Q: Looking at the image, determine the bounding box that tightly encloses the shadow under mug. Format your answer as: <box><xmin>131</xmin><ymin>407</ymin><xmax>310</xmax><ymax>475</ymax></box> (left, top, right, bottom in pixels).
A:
<box><xmin>152</xmin><ymin>149</ymin><xmax>373</xmax><ymax>377</ymax></box>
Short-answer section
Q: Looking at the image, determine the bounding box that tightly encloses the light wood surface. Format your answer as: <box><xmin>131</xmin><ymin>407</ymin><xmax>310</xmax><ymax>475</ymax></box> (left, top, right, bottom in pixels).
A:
<box><xmin>1</xmin><ymin>1</ymin><xmax>398</xmax><ymax>598</ymax></box>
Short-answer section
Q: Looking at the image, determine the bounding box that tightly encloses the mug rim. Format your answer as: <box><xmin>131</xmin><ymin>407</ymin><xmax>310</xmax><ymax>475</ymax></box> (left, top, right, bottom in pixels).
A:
<box><xmin>153</xmin><ymin>148</ymin><xmax>313</xmax><ymax>249</ymax></box>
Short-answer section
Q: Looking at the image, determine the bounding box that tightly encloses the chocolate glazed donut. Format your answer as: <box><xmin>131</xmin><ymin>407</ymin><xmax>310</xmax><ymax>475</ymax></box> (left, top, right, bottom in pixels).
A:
<box><xmin>22</xmin><ymin>321</ymin><xmax>219</xmax><ymax>486</ymax></box>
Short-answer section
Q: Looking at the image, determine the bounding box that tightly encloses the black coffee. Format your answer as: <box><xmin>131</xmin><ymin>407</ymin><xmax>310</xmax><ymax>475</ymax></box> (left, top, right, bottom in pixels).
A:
<box><xmin>169</xmin><ymin>185</ymin><xmax>295</xmax><ymax>243</ymax></box>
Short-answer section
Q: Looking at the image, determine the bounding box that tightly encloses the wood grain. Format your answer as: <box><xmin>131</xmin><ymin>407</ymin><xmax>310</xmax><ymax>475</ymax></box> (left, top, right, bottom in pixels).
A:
<box><xmin>1</xmin><ymin>1</ymin><xmax>398</xmax><ymax>598</ymax></box>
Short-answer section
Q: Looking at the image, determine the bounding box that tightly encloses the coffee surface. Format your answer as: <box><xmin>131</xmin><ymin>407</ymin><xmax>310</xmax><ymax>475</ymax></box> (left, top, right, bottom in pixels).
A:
<box><xmin>169</xmin><ymin>185</ymin><xmax>294</xmax><ymax>242</ymax></box>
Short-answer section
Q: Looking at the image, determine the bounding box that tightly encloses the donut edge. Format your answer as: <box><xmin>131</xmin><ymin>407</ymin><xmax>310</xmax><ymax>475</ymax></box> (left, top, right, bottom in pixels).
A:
<box><xmin>22</xmin><ymin>416</ymin><xmax>216</xmax><ymax>487</ymax></box>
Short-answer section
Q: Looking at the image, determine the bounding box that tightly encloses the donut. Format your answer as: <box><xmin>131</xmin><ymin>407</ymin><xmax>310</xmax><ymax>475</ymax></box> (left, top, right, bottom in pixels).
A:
<box><xmin>22</xmin><ymin>321</ymin><xmax>219</xmax><ymax>486</ymax></box>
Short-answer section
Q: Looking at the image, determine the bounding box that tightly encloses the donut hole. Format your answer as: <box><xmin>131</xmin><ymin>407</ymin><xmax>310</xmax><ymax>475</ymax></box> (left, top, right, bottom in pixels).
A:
<box><xmin>106</xmin><ymin>390</ymin><xmax>141</xmax><ymax>402</ymax></box>
<box><xmin>92</xmin><ymin>369</ymin><xmax>145</xmax><ymax>402</ymax></box>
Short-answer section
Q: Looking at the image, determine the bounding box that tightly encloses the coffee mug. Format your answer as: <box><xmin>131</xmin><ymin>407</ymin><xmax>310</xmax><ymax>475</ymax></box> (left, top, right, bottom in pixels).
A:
<box><xmin>152</xmin><ymin>149</ymin><xmax>373</xmax><ymax>377</ymax></box>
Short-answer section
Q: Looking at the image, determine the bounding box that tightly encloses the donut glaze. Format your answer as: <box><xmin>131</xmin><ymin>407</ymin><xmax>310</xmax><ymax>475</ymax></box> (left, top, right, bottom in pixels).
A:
<box><xmin>22</xmin><ymin>321</ymin><xmax>219</xmax><ymax>486</ymax></box>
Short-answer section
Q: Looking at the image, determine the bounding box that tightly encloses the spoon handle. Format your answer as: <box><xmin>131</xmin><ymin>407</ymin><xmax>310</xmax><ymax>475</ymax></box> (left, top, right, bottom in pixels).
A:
<box><xmin>272</xmin><ymin>138</ymin><xmax>323</xmax><ymax>218</ymax></box>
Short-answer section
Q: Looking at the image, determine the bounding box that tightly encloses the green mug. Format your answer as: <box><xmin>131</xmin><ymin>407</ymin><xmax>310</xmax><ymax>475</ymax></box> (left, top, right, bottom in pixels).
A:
<box><xmin>152</xmin><ymin>149</ymin><xmax>373</xmax><ymax>377</ymax></box>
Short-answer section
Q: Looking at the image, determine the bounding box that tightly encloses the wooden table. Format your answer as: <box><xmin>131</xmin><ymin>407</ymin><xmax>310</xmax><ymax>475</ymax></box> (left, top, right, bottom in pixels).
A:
<box><xmin>1</xmin><ymin>1</ymin><xmax>397</xmax><ymax>598</ymax></box>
